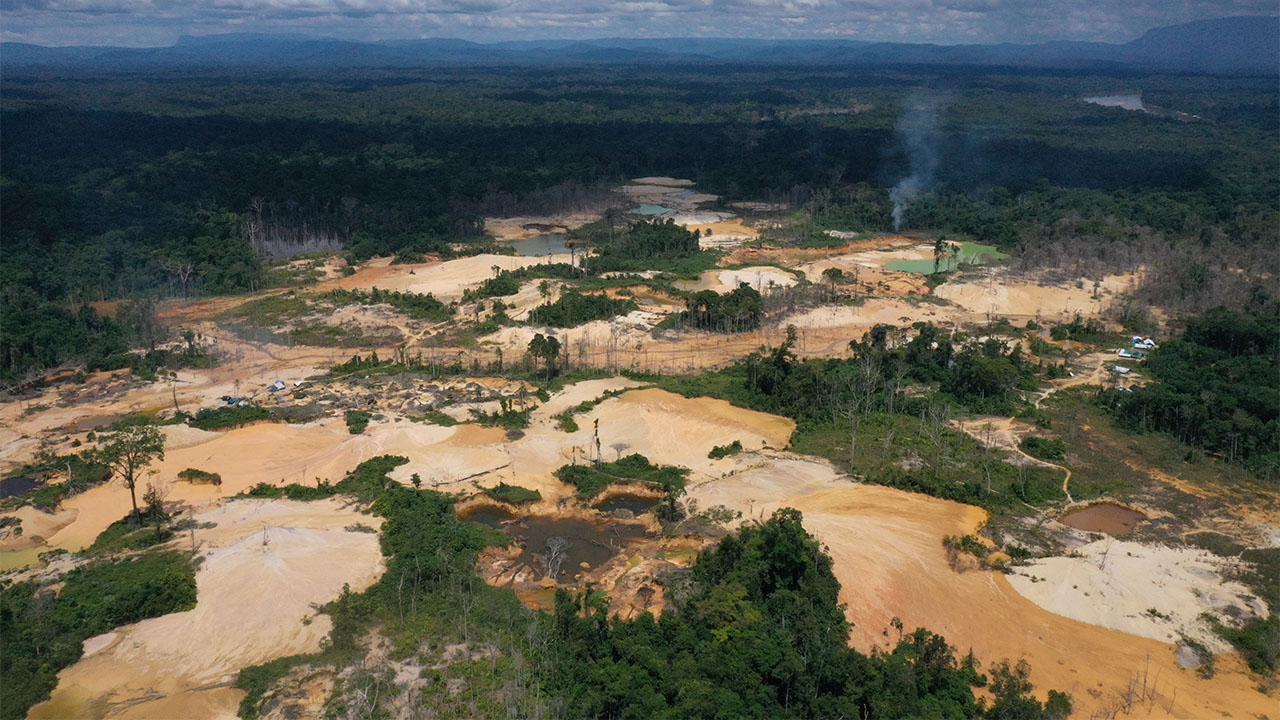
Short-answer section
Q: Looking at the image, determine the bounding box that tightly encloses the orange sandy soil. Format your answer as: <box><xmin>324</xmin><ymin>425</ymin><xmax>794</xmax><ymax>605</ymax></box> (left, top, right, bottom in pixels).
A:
<box><xmin>28</xmin><ymin>498</ymin><xmax>383</xmax><ymax>720</ymax></box>
<box><xmin>721</xmin><ymin>235</ymin><xmax>919</xmax><ymax>265</ymax></box>
<box><xmin>688</xmin><ymin>456</ymin><xmax>1273</xmax><ymax>719</ymax></box>
<box><xmin>934</xmin><ymin>271</ymin><xmax>1139</xmax><ymax>321</ymax></box>
<box><xmin>5</xmin><ymin>380</ymin><xmax>1272</xmax><ymax>719</ymax></box>
<box><xmin>791</xmin><ymin>487</ymin><xmax>1271</xmax><ymax>720</ymax></box>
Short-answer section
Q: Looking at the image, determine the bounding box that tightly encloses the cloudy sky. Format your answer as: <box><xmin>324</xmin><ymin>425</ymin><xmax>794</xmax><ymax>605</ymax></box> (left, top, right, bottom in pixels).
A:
<box><xmin>1</xmin><ymin>0</ymin><xmax>1273</xmax><ymax>47</ymax></box>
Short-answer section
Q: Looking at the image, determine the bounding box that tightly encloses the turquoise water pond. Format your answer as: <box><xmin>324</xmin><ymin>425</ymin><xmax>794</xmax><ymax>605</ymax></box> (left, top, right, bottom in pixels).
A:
<box><xmin>631</xmin><ymin>204</ymin><xmax>672</xmax><ymax>215</ymax></box>
<box><xmin>508</xmin><ymin>233</ymin><xmax>569</xmax><ymax>256</ymax></box>
<box><xmin>885</xmin><ymin>242</ymin><xmax>1009</xmax><ymax>274</ymax></box>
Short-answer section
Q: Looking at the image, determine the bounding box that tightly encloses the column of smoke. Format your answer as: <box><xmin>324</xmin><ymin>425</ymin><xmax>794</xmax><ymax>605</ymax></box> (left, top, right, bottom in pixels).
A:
<box><xmin>890</xmin><ymin>92</ymin><xmax>947</xmax><ymax>231</ymax></box>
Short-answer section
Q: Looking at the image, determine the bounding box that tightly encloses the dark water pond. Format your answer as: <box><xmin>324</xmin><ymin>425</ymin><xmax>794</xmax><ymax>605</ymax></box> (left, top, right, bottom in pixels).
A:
<box><xmin>0</xmin><ymin>475</ymin><xmax>40</xmax><ymax>499</ymax></box>
<box><xmin>1059</xmin><ymin>503</ymin><xmax>1146</xmax><ymax>536</ymax></box>
<box><xmin>507</xmin><ymin>516</ymin><xmax>648</xmax><ymax>578</ymax></box>
<box><xmin>459</xmin><ymin>506</ymin><xmax>518</xmax><ymax>527</ymax></box>
<box><xmin>594</xmin><ymin>493</ymin><xmax>658</xmax><ymax>515</ymax></box>
<box><xmin>508</xmin><ymin>233</ymin><xmax>569</xmax><ymax>256</ymax></box>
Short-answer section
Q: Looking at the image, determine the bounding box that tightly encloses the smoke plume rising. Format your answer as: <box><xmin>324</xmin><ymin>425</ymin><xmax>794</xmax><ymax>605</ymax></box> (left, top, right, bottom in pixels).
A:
<box><xmin>889</xmin><ymin>91</ymin><xmax>948</xmax><ymax>231</ymax></box>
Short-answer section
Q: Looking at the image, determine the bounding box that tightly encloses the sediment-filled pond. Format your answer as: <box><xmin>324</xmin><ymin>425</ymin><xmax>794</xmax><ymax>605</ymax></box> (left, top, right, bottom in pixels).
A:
<box><xmin>1058</xmin><ymin>503</ymin><xmax>1146</xmax><ymax>536</ymax></box>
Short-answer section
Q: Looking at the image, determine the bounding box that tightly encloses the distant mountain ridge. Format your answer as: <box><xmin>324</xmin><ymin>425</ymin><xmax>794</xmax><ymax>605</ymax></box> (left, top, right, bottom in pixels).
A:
<box><xmin>2</xmin><ymin>16</ymin><xmax>1276</xmax><ymax>74</ymax></box>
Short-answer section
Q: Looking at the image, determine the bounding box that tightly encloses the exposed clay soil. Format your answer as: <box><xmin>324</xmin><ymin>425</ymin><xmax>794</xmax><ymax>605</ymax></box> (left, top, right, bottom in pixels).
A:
<box><xmin>28</xmin><ymin>498</ymin><xmax>383</xmax><ymax>720</ymax></box>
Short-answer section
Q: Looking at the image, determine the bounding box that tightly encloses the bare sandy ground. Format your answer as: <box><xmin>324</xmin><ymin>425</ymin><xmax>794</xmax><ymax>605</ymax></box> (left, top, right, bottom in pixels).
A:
<box><xmin>29</xmin><ymin>498</ymin><xmax>383</xmax><ymax>720</ymax></box>
<box><xmin>4</xmin><ymin>418</ymin><xmax>505</xmax><ymax>557</ymax></box>
<box><xmin>484</xmin><ymin>213</ymin><xmax>599</xmax><ymax>241</ymax></box>
<box><xmin>475</xmin><ymin>295</ymin><xmax>976</xmax><ymax>374</ymax></box>
<box><xmin>331</xmin><ymin>253</ymin><xmax>577</xmax><ymax>301</ymax></box>
<box><xmin>678</xmin><ymin>266</ymin><xmax>799</xmax><ymax>293</ymax></box>
<box><xmin>628</xmin><ymin>176</ymin><xmax>694</xmax><ymax>187</ymax></box>
<box><xmin>935</xmin><ymin>271</ymin><xmax>1137</xmax><ymax>320</ymax></box>
<box><xmin>687</xmin><ymin>459</ymin><xmax>1272</xmax><ymax>719</ymax></box>
<box><xmin>793</xmin><ymin>252</ymin><xmax>931</xmax><ymax>295</ymax></box>
<box><xmin>688</xmin><ymin>218</ymin><xmax>758</xmax><ymax>248</ymax></box>
<box><xmin>1007</xmin><ymin>540</ymin><xmax>1265</xmax><ymax>651</ymax></box>
<box><xmin>7</xmin><ymin>379</ymin><xmax>1273</xmax><ymax>719</ymax></box>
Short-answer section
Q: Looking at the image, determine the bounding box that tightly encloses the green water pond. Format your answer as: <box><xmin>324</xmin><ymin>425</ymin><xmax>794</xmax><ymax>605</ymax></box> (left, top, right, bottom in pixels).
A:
<box><xmin>884</xmin><ymin>242</ymin><xmax>1009</xmax><ymax>274</ymax></box>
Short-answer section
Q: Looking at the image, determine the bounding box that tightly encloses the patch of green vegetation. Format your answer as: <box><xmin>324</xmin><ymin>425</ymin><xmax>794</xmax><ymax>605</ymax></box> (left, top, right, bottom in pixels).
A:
<box><xmin>552</xmin><ymin>388</ymin><xmax>630</xmax><ymax>432</ymax></box>
<box><xmin>528</xmin><ymin>290</ymin><xmax>637</xmax><ymax>328</ymax></box>
<box><xmin>88</xmin><ymin>510</ymin><xmax>173</xmax><ymax>554</ymax></box>
<box><xmin>344</xmin><ymin>409</ymin><xmax>372</xmax><ymax>434</ymax></box>
<box><xmin>1019</xmin><ymin>436</ymin><xmax>1066</xmax><ymax>462</ymax></box>
<box><xmin>189</xmin><ymin>404</ymin><xmax>271</xmax><ymax>430</ymax></box>
<box><xmin>554</xmin><ymin>454</ymin><xmax>688</xmax><ymax>498</ymax></box>
<box><xmin>235</xmin><ymin>456</ymin><xmax>517</xmax><ymax>719</ymax></box>
<box><xmin>0</xmin><ymin>550</ymin><xmax>197</xmax><ymax>720</ymax></box>
<box><xmin>1103</xmin><ymin>305</ymin><xmax>1279</xmax><ymax>479</ymax></box>
<box><xmin>285</xmin><ymin>322</ymin><xmax>397</xmax><ymax>348</ymax></box>
<box><xmin>0</xmin><ymin>454</ymin><xmax>111</xmax><ymax>511</ymax></box>
<box><xmin>243</xmin><ymin>480</ymin><xmax>339</xmax><ymax>501</ymax></box>
<box><xmin>791</xmin><ymin>413</ymin><xmax>1065</xmax><ymax>510</ymax></box>
<box><xmin>177</xmin><ymin>467</ymin><xmax>222</xmax><ymax>485</ymax></box>
<box><xmin>483</xmin><ymin>483</ymin><xmax>542</xmax><ymax>505</ymax></box>
<box><xmin>548</xmin><ymin>508</ymin><xmax>1071</xmax><ymax>719</ymax></box>
<box><xmin>943</xmin><ymin>534</ymin><xmax>990</xmax><ymax>560</ymax></box>
<box><xmin>221</xmin><ymin>293</ymin><xmax>315</xmax><ymax>326</ymax></box>
<box><xmin>461</xmin><ymin>263</ymin><xmax>579</xmax><ymax>303</ymax></box>
<box><xmin>708</xmin><ymin>440</ymin><xmax>744</xmax><ymax>459</ymax></box>
<box><xmin>469</xmin><ymin>402</ymin><xmax>530</xmax><ymax>430</ymax></box>
<box><xmin>1049</xmin><ymin>314</ymin><xmax>1115</xmax><ymax>344</ymax></box>
<box><xmin>677</xmin><ymin>283</ymin><xmax>764</xmax><ymax>333</ymax></box>
<box><xmin>326</xmin><ymin>351</ymin><xmax>465</xmax><ymax>379</ymax></box>
<box><xmin>327</xmin><ymin>287</ymin><xmax>453</xmax><ymax>323</ymax></box>
<box><xmin>416</xmin><ymin>410</ymin><xmax>458</xmax><ymax>427</ymax></box>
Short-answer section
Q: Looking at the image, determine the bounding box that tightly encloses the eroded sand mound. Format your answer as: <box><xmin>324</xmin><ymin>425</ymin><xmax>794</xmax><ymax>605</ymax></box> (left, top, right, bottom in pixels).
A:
<box><xmin>29</xmin><ymin>498</ymin><xmax>383</xmax><ymax>720</ymax></box>
<box><xmin>583</xmin><ymin>388</ymin><xmax>794</xmax><ymax>473</ymax></box>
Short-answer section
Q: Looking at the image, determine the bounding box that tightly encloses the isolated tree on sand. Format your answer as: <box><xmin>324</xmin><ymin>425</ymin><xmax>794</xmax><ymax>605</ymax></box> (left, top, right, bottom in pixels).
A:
<box><xmin>96</xmin><ymin>425</ymin><xmax>166</xmax><ymax>518</ymax></box>
<box><xmin>933</xmin><ymin>235</ymin><xmax>950</xmax><ymax>274</ymax></box>
<box><xmin>527</xmin><ymin>333</ymin><xmax>561</xmax><ymax>380</ymax></box>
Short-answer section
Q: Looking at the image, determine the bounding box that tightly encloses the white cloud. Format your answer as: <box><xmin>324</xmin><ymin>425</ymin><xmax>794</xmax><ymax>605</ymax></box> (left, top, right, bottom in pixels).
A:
<box><xmin>0</xmin><ymin>0</ymin><xmax>1274</xmax><ymax>46</ymax></box>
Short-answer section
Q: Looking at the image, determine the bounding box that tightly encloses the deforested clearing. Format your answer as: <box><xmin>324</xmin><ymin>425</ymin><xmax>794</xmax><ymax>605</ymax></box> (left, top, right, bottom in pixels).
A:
<box><xmin>3</xmin><ymin>43</ymin><xmax>1277</xmax><ymax>720</ymax></box>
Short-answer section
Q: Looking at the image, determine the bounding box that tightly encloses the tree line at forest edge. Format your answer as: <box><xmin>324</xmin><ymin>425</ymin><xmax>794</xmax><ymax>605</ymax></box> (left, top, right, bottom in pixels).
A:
<box><xmin>3</xmin><ymin>66</ymin><xmax>1276</xmax><ymax>379</ymax></box>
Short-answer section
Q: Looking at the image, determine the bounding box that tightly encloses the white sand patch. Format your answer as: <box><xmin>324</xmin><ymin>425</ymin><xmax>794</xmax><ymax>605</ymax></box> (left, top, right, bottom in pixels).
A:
<box><xmin>160</xmin><ymin>424</ymin><xmax>223</xmax><ymax>451</ymax></box>
<box><xmin>1008</xmin><ymin>540</ymin><xmax>1266</xmax><ymax>651</ymax></box>
<box><xmin>669</xmin><ymin>211</ymin><xmax>733</xmax><ymax>225</ymax></box>
<box><xmin>780</xmin><ymin>301</ymin><xmax>960</xmax><ymax>331</ymax></box>
<box><xmin>345</xmin><ymin>253</ymin><xmax>576</xmax><ymax>301</ymax></box>
<box><xmin>530</xmin><ymin>377</ymin><xmax>650</xmax><ymax>423</ymax></box>
<box><xmin>628</xmin><ymin>177</ymin><xmax>694</xmax><ymax>187</ymax></box>
<box><xmin>716</xmin><ymin>267</ymin><xmax>799</xmax><ymax>292</ymax></box>
<box><xmin>688</xmin><ymin>456</ymin><xmax>848</xmax><ymax>516</ymax></box>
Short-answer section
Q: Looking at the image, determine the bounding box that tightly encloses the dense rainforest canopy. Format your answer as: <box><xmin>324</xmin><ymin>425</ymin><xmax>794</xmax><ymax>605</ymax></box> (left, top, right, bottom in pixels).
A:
<box><xmin>1</xmin><ymin>65</ymin><xmax>1276</xmax><ymax>381</ymax></box>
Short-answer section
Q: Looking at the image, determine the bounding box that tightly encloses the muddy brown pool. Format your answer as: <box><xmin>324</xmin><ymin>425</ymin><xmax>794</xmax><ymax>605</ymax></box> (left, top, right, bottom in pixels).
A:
<box><xmin>594</xmin><ymin>493</ymin><xmax>659</xmax><ymax>515</ymax></box>
<box><xmin>1058</xmin><ymin>503</ymin><xmax>1145</xmax><ymax>536</ymax></box>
